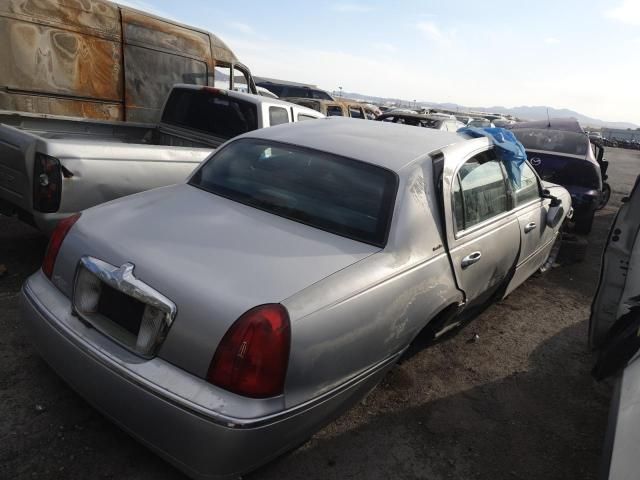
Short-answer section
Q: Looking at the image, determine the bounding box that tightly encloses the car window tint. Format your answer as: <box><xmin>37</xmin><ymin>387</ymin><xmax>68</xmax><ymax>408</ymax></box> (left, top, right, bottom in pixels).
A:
<box><xmin>456</xmin><ymin>156</ymin><xmax>508</xmax><ymax>229</ymax></box>
<box><xmin>189</xmin><ymin>139</ymin><xmax>398</xmax><ymax>247</ymax></box>
<box><xmin>162</xmin><ymin>88</ymin><xmax>258</xmax><ymax>138</ymax></box>
<box><xmin>326</xmin><ymin>105</ymin><xmax>344</xmax><ymax>116</ymax></box>
<box><xmin>269</xmin><ymin>106</ymin><xmax>289</xmax><ymax>126</ymax></box>
<box><xmin>514</xmin><ymin>163</ymin><xmax>540</xmax><ymax>205</ymax></box>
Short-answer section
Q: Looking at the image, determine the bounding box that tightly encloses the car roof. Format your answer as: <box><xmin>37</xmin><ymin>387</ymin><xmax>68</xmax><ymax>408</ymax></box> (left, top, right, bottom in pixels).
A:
<box><xmin>237</xmin><ymin>117</ymin><xmax>469</xmax><ymax>172</ymax></box>
<box><xmin>509</xmin><ymin>117</ymin><xmax>584</xmax><ymax>133</ymax></box>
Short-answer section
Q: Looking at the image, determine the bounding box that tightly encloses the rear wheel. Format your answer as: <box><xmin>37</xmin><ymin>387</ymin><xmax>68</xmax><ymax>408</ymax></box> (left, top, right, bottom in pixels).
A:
<box><xmin>574</xmin><ymin>210</ymin><xmax>595</xmax><ymax>235</ymax></box>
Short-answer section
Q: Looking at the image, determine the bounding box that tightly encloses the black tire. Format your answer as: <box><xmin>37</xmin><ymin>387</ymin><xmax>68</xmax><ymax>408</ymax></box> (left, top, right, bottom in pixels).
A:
<box><xmin>574</xmin><ymin>210</ymin><xmax>595</xmax><ymax>235</ymax></box>
<box><xmin>597</xmin><ymin>183</ymin><xmax>611</xmax><ymax>210</ymax></box>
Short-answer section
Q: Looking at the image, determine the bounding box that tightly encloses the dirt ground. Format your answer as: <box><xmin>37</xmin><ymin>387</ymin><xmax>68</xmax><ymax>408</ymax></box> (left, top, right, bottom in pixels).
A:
<box><xmin>1</xmin><ymin>148</ymin><xmax>639</xmax><ymax>480</ymax></box>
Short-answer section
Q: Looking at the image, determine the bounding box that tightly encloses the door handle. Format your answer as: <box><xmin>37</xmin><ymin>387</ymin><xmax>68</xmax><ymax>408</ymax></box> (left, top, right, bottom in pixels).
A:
<box><xmin>461</xmin><ymin>251</ymin><xmax>482</xmax><ymax>268</ymax></box>
<box><xmin>524</xmin><ymin>222</ymin><xmax>537</xmax><ymax>233</ymax></box>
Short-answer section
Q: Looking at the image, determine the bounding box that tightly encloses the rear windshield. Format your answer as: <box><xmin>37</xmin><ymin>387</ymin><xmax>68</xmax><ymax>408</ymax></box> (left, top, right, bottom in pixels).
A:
<box><xmin>162</xmin><ymin>88</ymin><xmax>258</xmax><ymax>139</ymax></box>
<box><xmin>511</xmin><ymin>128</ymin><xmax>589</xmax><ymax>156</ymax></box>
<box><xmin>189</xmin><ymin>139</ymin><xmax>398</xmax><ymax>246</ymax></box>
<box><xmin>529</xmin><ymin>153</ymin><xmax>601</xmax><ymax>189</ymax></box>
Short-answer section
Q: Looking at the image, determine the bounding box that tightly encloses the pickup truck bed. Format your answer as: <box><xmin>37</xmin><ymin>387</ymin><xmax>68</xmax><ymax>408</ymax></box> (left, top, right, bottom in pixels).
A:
<box><xmin>0</xmin><ymin>112</ymin><xmax>216</xmax><ymax>232</ymax></box>
<box><xmin>0</xmin><ymin>85</ymin><xmax>324</xmax><ymax>233</ymax></box>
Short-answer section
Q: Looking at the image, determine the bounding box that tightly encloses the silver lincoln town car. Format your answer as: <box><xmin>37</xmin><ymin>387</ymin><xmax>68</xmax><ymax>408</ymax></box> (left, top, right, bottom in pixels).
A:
<box><xmin>21</xmin><ymin>118</ymin><xmax>570</xmax><ymax>479</ymax></box>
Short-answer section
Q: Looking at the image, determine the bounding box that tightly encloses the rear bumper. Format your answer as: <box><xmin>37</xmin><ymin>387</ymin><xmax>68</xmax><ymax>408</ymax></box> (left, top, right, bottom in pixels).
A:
<box><xmin>21</xmin><ymin>271</ymin><xmax>394</xmax><ymax>479</ymax></box>
<box><xmin>0</xmin><ymin>196</ymin><xmax>65</xmax><ymax>234</ymax></box>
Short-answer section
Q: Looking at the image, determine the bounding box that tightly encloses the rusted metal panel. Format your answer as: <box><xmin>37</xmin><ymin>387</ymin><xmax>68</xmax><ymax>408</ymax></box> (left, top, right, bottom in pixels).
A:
<box><xmin>0</xmin><ymin>0</ymin><xmax>251</xmax><ymax>122</ymax></box>
<box><xmin>121</xmin><ymin>9</ymin><xmax>211</xmax><ymax>63</ymax></box>
<box><xmin>210</xmin><ymin>34</ymin><xmax>238</xmax><ymax>65</ymax></box>
<box><xmin>123</xmin><ymin>44</ymin><xmax>207</xmax><ymax>123</ymax></box>
<box><xmin>0</xmin><ymin>0</ymin><xmax>121</xmax><ymax>39</ymax></box>
<box><xmin>0</xmin><ymin>91</ymin><xmax>122</xmax><ymax>120</ymax></box>
<box><xmin>0</xmin><ymin>15</ymin><xmax>122</xmax><ymax>101</ymax></box>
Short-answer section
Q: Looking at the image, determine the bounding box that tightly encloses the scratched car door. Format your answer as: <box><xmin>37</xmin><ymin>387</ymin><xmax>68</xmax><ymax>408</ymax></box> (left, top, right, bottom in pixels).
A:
<box><xmin>446</xmin><ymin>150</ymin><xmax>521</xmax><ymax>305</ymax></box>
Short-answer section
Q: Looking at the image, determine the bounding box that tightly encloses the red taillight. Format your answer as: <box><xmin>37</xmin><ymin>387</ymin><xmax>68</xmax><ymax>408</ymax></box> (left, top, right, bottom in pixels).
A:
<box><xmin>42</xmin><ymin>213</ymin><xmax>80</xmax><ymax>279</ymax></box>
<box><xmin>207</xmin><ymin>304</ymin><xmax>291</xmax><ymax>398</ymax></box>
<box><xmin>33</xmin><ymin>153</ymin><xmax>62</xmax><ymax>213</ymax></box>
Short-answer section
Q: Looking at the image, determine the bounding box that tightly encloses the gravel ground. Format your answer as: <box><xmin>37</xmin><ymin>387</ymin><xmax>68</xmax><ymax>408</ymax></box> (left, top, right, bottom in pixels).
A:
<box><xmin>1</xmin><ymin>147</ymin><xmax>639</xmax><ymax>480</ymax></box>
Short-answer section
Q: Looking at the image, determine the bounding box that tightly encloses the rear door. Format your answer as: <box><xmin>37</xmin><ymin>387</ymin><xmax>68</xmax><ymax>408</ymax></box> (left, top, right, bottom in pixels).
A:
<box><xmin>444</xmin><ymin>147</ymin><xmax>521</xmax><ymax>304</ymax></box>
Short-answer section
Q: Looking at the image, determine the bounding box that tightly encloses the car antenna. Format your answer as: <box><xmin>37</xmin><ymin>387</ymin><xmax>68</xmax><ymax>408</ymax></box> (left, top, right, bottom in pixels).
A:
<box><xmin>546</xmin><ymin>108</ymin><xmax>551</xmax><ymax>128</ymax></box>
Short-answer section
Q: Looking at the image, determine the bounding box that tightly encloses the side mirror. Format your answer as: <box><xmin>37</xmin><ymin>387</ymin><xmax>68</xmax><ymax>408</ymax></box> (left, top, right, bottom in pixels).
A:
<box><xmin>547</xmin><ymin>205</ymin><xmax>565</xmax><ymax>228</ymax></box>
<box><xmin>542</xmin><ymin>189</ymin><xmax>562</xmax><ymax>207</ymax></box>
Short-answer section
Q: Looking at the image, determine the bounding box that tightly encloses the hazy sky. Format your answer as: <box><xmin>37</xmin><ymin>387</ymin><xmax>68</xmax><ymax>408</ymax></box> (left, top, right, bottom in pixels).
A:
<box><xmin>118</xmin><ymin>0</ymin><xmax>640</xmax><ymax>124</ymax></box>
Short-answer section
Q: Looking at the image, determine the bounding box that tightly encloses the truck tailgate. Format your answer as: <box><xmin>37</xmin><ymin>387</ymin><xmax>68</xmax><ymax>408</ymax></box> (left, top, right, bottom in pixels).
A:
<box><xmin>0</xmin><ymin>123</ymin><xmax>37</xmax><ymax>214</ymax></box>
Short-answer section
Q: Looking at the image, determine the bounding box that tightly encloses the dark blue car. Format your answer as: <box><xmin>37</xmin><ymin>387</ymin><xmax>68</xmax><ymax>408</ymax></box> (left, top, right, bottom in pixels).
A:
<box><xmin>510</xmin><ymin>118</ymin><xmax>607</xmax><ymax>234</ymax></box>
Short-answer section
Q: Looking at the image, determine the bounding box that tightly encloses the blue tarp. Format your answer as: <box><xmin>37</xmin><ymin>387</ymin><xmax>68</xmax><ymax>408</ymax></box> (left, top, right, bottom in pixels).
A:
<box><xmin>457</xmin><ymin>127</ymin><xmax>527</xmax><ymax>188</ymax></box>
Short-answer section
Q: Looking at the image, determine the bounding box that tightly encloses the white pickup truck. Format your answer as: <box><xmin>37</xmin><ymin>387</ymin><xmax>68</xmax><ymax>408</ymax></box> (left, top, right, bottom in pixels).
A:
<box><xmin>0</xmin><ymin>85</ymin><xmax>323</xmax><ymax>233</ymax></box>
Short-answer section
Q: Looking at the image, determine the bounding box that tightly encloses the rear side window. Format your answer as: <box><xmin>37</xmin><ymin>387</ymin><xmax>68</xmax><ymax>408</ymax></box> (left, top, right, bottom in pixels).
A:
<box><xmin>514</xmin><ymin>163</ymin><xmax>540</xmax><ymax>205</ymax></box>
<box><xmin>162</xmin><ymin>88</ymin><xmax>258</xmax><ymax>139</ymax></box>
<box><xmin>189</xmin><ymin>139</ymin><xmax>398</xmax><ymax>246</ymax></box>
<box><xmin>454</xmin><ymin>153</ymin><xmax>509</xmax><ymax>230</ymax></box>
<box><xmin>269</xmin><ymin>106</ymin><xmax>289</xmax><ymax>126</ymax></box>
<box><xmin>326</xmin><ymin>105</ymin><xmax>344</xmax><ymax>116</ymax></box>
<box><xmin>349</xmin><ymin>106</ymin><xmax>363</xmax><ymax>119</ymax></box>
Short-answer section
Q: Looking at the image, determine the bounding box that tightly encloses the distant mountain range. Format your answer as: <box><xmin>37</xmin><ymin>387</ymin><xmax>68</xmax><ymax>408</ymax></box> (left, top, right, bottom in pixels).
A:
<box><xmin>337</xmin><ymin>91</ymin><xmax>638</xmax><ymax>130</ymax></box>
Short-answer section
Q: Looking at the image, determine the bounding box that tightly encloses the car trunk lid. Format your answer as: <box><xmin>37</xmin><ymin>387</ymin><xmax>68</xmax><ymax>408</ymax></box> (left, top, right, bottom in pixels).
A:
<box><xmin>56</xmin><ymin>183</ymin><xmax>379</xmax><ymax>378</ymax></box>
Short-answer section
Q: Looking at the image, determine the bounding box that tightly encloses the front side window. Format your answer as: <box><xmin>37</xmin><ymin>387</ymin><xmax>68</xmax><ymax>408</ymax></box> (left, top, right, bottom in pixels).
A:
<box><xmin>269</xmin><ymin>106</ymin><xmax>289</xmax><ymax>126</ymax></box>
<box><xmin>189</xmin><ymin>139</ymin><xmax>398</xmax><ymax>246</ymax></box>
<box><xmin>514</xmin><ymin>163</ymin><xmax>540</xmax><ymax>205</ymax></box>
<box><xmin>454</xmin><ymin>153</ymin><xmax>508</xmax><ymax>230</ymax></box>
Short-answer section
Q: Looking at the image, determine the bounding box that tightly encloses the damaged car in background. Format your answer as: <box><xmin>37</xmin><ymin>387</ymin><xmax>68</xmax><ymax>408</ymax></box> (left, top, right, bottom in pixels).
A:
<box><xmin>21</xmin><ymin>119</ymin><xmax>570</xmax><ymax>479</ymax></box>
<box><xmin>509</xmin><ymin>118</ymin><xmax>609</xmax><ymax>234</ymax></box>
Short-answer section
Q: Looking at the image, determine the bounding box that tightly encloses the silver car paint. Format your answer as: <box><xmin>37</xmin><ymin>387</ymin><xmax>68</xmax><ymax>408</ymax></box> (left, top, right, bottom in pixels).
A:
<box><xmin>53</xmin><ymin>183</ymin><xmax>380</xmax><ymax>379</ymax></box>
<box><xmin>22</xmin><ymin>272</ymin><xmax>395</xmax><ymax>479</ymax></box>
<box><xmin>22</xmin><ymin>119</ymin><xmax>570</xmax><ymax>478</ymax></box>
